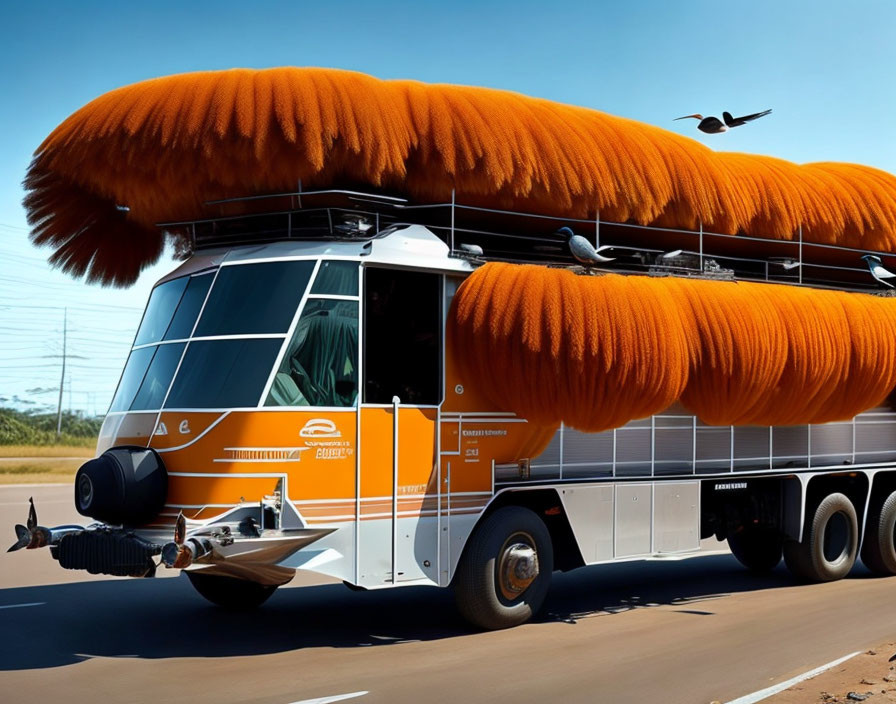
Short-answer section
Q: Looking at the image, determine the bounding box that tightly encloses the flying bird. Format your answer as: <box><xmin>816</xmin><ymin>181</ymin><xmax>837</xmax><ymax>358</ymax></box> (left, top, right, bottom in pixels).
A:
<box><xmin>558</xmin><ymin>227</ymin><xmax>615</xmax><ymax>266</ymax></box>
<box><xmin>675</xmin><ymin>109</ymin><xmax>772</xmax><ymax>134</ymax></box>
<box><xmin>862</xmin><ymin>254</ymin><xmax>896</xmax><ymax>288</ymax></box>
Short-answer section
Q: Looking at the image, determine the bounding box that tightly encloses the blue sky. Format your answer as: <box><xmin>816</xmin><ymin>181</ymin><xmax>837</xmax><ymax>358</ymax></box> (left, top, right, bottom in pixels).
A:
<box><xmin>1</xmin><ymin>0</ymin><xmax>895</xmax><ymax>414</ymax></box>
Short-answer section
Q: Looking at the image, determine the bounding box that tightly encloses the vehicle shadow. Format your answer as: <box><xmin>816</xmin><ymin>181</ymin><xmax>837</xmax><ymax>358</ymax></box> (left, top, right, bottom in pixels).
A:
<box><xmin>0</xmin><ymin>553</ymin><xmax>877</xmax><ymax>671</ymax></box>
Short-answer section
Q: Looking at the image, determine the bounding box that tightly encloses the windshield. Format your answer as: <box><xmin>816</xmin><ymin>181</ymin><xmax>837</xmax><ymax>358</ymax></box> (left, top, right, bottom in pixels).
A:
<box><xmin>194</xmin><ymin>261</ymin><xmax>313</xmax><ymax>336</ymax></box>
<box><xmin>166</xmin><ymin>339</ymin><xmax>284</xmax><ymax>408</ymax></box>
<box><xmin>108</xmin><ymin>258</ymin><xmax>357</xmax><ymax>412</ymax></box>
<box><xmin>134</xmin><ymin>273</ymin><xmax>213</xmax><ymax>346</ymax></box>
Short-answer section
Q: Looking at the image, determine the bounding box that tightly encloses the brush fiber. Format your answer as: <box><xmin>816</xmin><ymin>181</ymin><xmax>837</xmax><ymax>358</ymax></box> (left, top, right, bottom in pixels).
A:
<box><xmin>450</xmin><ymin>263</ymin><xmax>896</xmax><ymax>430</ymax></box>
<box><xmin>23</xmin><ymin>68</ymin><xmax>896</xmax><ymax>285</ymax></box>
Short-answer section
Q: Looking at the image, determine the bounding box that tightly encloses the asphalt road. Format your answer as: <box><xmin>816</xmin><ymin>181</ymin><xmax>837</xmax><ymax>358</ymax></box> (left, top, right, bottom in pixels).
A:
<box><xmin>2</xmin><ymin>484</ymin><xmax>895</xmax><ymax>704</ymax></box>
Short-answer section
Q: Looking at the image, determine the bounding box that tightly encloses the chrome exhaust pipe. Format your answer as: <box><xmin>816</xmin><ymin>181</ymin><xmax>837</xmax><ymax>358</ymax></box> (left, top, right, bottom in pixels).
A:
<box><xmin>160</xmin><ymin>512</ymin><xmax>335</xmax><ymax>585</ymax></box>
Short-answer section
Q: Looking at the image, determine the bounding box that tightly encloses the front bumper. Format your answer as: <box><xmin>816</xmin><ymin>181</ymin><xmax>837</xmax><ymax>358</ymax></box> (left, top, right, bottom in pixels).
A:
<box><xmin>9</xmin><ymin>497</ymin><xmax>333</xmax><ymax>586</ymax></box>
<box><xmin>54</xmin><ymin>527</ymin><xmax>159</xmax><ymax>577</ymax></box>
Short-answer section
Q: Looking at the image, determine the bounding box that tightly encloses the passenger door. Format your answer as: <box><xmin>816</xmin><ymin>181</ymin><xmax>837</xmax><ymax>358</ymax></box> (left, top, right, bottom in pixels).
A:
<box><xmin>356</xmin><ymin>267</ymin><xmax>442</xmax><ymax>587</ymax></box>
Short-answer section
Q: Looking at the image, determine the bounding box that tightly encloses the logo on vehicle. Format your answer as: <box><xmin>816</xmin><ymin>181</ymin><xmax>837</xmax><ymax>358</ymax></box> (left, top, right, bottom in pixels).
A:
<box><xmin>714</xmin><ymin>482</ymin><xmax>747</xmax><ymax>491</ymax></box>
<box><xmin>300</xmin><ymin>418</ymin><xmax>341</xmax><ymax>438</ymax></box>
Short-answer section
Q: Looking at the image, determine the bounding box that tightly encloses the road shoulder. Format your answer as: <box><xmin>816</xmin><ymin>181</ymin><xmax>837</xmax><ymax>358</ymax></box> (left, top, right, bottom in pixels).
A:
<box><xmin>764</xmin><ymin>645</ymin><xmax>896</xmax><ymax>703</ymax></box>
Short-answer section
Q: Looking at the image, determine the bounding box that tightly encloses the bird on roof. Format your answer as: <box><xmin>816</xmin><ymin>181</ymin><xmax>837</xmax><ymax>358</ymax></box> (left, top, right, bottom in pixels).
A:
<box><xmin>457</xmin><ymin>243</ymin><xmax>484</xmax><ymax>256</ymax></box>
<box><xmin>769</xmin><ymin>257</ymin><xmax>801</xmax><ymax>271</ymax></box>
<box><xmin>675</xmin><ymin>109</ymin><xmax>772</xmax><ymax>134</ymax></box>
<box><xmin>862</xmin><ymin>254</ymin><xmax>896</xmax><ymax>288</ymax></box>
<box><xmin>558</xmin><ymin>227</ymin><xmax>615</xmax><ymax>266</ymax></box>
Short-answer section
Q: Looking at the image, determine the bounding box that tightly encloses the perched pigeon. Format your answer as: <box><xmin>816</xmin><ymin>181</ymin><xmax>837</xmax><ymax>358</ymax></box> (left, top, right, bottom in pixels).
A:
<box><xmin>862</xmin><ymin>254</ymin><xmax>896</xmax><ymax>288</ymax></box>
<box><xmin>769</xmin><ymin>257</ymin><xmax>801</xmax><ymax>271</ymax></box>
<box><xmin>558</xmin><ymin>227</ymin><xmax>615</xmax><ymax>266</ymax></box>
<box><xmin>457</xmin><ymin>243</ymin><xmax>484</xmax><ymax>256</ymax></box>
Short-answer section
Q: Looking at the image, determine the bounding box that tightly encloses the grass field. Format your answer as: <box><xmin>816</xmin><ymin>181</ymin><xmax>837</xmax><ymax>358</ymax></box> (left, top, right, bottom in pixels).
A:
<box><xmin>0</xmin><ymin>445</ymin><xmax>95</xmax><ymax>458</ymax></box>
<box><xmin>0</xmin><ymin>445</ymin><xmax>93</xmax><ymax>484</ymax></box>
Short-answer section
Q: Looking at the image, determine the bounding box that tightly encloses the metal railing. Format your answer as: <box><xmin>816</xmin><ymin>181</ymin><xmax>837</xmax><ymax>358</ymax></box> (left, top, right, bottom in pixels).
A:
<box><xmin>157</xmin><ymin>185</ymin><xmax>891</xmax><ymax>292</ymax></box>
<box><xmin>497</xmin><ymin>407</ymin><xmax>896</xmax><ymax>483</ymax></box>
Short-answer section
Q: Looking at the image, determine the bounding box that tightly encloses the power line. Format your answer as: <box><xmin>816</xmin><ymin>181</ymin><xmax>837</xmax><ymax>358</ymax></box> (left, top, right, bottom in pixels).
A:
<box><xmin>55</xmin><ymin>307</ymin><xmax>66</xmax><ymax>439</ymax></box>
<box><xmin>0</xmin><ymin>301</ymin><xmax>142</xmax><ymax>313</ymax></box>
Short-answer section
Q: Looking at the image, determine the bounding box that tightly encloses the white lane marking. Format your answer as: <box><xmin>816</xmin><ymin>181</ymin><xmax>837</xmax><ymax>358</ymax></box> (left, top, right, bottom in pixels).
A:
<box><xmin>724</xmin><ymin>651</ymin><xmax>861</xmax><ymax>704</ymax></box>
<box><xmin>648</xmin><ymin>549</ymin><xmax>731</xmax><ymax>561</ymax></box>
<box><xmin>0</xmin><ymin>602</ymin><xmax>45</xmax><ymax>610</ymax></box>
<box><xmin>288</xmin><ymin>692</ymin><xmax>367</xmax><ymax>704</ymax></box>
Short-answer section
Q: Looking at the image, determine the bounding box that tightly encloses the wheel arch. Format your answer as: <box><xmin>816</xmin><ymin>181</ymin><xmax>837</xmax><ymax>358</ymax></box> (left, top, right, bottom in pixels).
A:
<box><xmin>700</xmin><ymin>475</ymin><xmax>802</xmax><ymax>542</ymax></box>
<box><xmin>804</xmin><ymin>471</ymin><xmax>871</xmax><ymax>548</ymax></box>
<box><xmin>867</xmin><ymin>469</ymin><xmax>896</xmax><ymax>513</ymax></box>
<box><xmin>460</xmin><ymin>487</ymin><xmax>584</xmax><ymax>575</ymax></box>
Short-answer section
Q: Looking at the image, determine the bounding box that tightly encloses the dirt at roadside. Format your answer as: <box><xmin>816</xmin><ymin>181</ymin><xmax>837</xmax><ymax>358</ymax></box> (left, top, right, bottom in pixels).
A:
<box><xmin>764</xmin><ymin>645</ymin><xmax>896</xmax><ymax>703</ymax></box>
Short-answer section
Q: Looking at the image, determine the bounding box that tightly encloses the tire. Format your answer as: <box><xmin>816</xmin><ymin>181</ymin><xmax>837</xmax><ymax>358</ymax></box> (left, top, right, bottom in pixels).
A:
<box><xmin>727</xmin><ymin>525</ymin><xmax>783</xmax><ymax>573</ymax></box>
<box><xmin>186</xmin><ymin>571</ymin><xmax>278</xmax><ymax>609</ymax></box>
<box><xmin>783</xmin><ymin>492</ymin><xmax>858</xmax><ymax>582</ymax></box>
<box><xmin>861</xmin><ymin>491</ymin><xmax>896</xmax><ymax>575</ymax></box>
<box><xmin>453</xmin><ymin>506</ymin><xmax>553</xmax><ymax>630</ymax></box>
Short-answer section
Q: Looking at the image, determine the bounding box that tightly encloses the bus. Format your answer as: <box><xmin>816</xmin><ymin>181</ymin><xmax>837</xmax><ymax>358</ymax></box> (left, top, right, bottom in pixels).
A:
<box><xmin>12</xmin><ymin>68</ymin><xmax>896</xmax><ymax>629</ymax></box>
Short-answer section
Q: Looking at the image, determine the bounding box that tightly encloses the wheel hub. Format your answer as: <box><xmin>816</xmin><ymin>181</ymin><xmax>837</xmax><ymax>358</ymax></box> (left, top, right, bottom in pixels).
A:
<box><xmin>498</xmin><ymin>541</ymin><xmax>539</xmax><ymax>601</ymax></box>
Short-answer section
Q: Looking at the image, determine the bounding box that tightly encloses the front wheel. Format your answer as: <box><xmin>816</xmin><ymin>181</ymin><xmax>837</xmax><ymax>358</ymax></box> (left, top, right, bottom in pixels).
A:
<box><xmin>453</xmin><ymin>506</ymin><xmax>553</xmax><ymax>630</ymax></box>
<box><xmin>186</xmin><ymin>571</ymin><xmax>279</xmax><ymax>609</ymax></box>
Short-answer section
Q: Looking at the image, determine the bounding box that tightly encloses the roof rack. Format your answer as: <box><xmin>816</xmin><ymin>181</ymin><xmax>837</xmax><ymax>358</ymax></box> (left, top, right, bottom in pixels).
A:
<box><xmin>157</xmin><ymin>186</ymin><xmax>891</xmax><ymax>293</ymax></box>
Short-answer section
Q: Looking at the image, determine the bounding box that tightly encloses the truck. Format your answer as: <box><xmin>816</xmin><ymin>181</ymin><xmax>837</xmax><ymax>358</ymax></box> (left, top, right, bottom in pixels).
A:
<box><xmin>11</xmin><ymin>67</ymin><xmax>896</xmax><ymax>629</ymax></box>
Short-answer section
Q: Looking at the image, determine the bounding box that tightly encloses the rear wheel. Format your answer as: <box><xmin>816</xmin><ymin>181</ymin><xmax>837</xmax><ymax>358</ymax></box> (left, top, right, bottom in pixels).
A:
<box><xmin>454</xmin><ymin>506</ymin><xmax>553</xmax><ymax>630</ymax></box>
<box><xmin>186</xmin><ymin>571</ymin><xmax>278</xmax><ymax>609</ymax></box>
<box><xmin>727</xmin><ymin>525</ymin><xmax>783</xmax><ymax>573</ymax></box>
<box><xmin>783</xmin><ymin>492</ymin><xmax>857</xmax><ymax>582</ymax></box>
<box><xmin>861</xmin><ymin>491</ymin><xmax>896</xmax><ymax>575</ymax></box>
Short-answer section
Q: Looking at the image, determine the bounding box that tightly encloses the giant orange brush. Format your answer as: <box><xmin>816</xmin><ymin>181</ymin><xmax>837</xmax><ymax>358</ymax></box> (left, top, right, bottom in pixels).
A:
<box><xmin>450</xmin><ymin>264</ymin><xmax>896</xmax><ymax>431</ymax></box>
<box><xmin>23</xmin><ymin>68</ymin><xmax>896</xmax><ymax>285</ymax></box>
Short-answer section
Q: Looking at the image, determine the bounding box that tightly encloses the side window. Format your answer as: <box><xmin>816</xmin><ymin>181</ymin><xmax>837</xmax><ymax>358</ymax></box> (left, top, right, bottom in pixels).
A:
<box><xmin>363</xmin><ymin>268</ymin><xmax>441</xmax><ymax>405</ymax></box>
<box><xmin>311</xmin><ymin>260</ymin><xmax>359</xmax><ymax>295</ymax></box>
<box><xmin>265</xmin><ymin>300</ymin><xmax>359</xmax><ymax>407</ymax></box>
<box><xmin>265</xmin><ymin>260</ymin><xmax>361</xmax><ymax>408</ymax></box>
